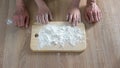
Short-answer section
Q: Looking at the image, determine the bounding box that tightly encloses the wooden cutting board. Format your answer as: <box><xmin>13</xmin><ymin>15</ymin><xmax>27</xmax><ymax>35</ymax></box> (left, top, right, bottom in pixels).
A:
<box><xmin>30</xmin><ymin>21</ymin><xmax>86</xmax><ymax>52</ymax></box>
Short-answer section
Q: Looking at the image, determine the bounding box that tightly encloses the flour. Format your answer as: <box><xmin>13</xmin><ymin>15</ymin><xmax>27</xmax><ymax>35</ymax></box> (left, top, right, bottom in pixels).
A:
<box><xmin>38</xmin><ymin>24</ymin><xmax>85</xmax><ymax>48</ymax></box>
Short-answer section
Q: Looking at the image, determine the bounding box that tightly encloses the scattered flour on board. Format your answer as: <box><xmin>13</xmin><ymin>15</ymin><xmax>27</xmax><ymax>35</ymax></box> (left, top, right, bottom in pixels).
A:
<box><xmin>38</xmin><ymin>24</ymin><xmax>85</xmax><ymax>48</ymax></box>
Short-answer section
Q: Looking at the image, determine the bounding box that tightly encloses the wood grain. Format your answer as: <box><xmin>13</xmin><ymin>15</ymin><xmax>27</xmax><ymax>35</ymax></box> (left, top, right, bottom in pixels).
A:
<box><xmin>0</xmin><ymin>0</ymin><xmax>120</xmax><ymax>68</ymax></box>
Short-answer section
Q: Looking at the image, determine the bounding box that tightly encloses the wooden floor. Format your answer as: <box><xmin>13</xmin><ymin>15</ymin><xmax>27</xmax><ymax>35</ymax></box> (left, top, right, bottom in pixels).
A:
<box><xmin>0</xmin><ymin>0</ymin><xmax>120</xmax><ymax>68</ymax></box>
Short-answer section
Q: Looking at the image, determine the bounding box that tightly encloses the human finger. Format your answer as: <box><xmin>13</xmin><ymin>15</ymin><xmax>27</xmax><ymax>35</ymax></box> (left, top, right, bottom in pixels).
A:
<box><xmin>41</xmin><ymin>15</ymin><xmax>45</xmax><ymax>24</ymax></box>
<box><xmin>93</xmin><ymin>12</ymin><xmax>98</xmax><ymax>22</ymax></box>
<box><xmin>84</xmin><ymin>12</ymin><xmax>90</xmax><ymax>22</ymax></box>
<box><xmin>89</xmin><ymin>12</ymin><xmax>94</xmax><ymax>23</ymax></box>
<box><xmin>44</xmin><ymin>13</ymin><xmax>49</xmax><ymax>24</ymax></box>
<box><xmin>68</xmin><ymin>14</ymin><xmax>73</xmax><ymax>24</ymax></box>
<box><xmin>48</xmin><ymin>12</ymin><xmax>53</xmax><ymax>21</ymax></box>
<box><xmin>25</xmin><ymin>16</ymin><xmax>29</xmax><ymax>28</ymax></box>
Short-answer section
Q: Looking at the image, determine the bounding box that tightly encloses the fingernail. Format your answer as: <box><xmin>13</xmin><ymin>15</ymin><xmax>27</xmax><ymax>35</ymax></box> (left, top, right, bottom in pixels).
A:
<box><xmin>26</xmin><ymin>25</ymin><xmax>28</xmax><ymax>28</ymax></box>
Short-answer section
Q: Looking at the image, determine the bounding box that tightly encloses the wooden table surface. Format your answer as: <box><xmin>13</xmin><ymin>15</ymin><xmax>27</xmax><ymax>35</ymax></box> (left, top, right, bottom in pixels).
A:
<box><xmin>0</xmin><ymin>0</ymin><xmax>120</xmax><ymax>68</ymax></box>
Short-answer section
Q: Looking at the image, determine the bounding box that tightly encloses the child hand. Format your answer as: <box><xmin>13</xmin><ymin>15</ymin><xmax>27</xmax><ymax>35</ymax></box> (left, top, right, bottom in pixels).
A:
<box><xmin>84</xmin><ymin>2</ymin><xmax>102</xmax><ymax>23</ymax></box>
<box><xmin>13</xmin><ymin>6</ymin><xmax>29</xmax><ymax>28</ymax></box>
<box><xmin>67</xmin><ymin>7</ymin><xmax>81</xmax><ymax>26</ymax></box>
<box><xmin>36</xmin><ymin>6</ymin><xmax>53</xmax><ymax>24</ymax></box>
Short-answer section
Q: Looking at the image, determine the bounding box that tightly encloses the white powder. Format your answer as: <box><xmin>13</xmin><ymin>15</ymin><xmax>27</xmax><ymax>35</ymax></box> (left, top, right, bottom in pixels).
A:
<box><xmin>38</xmin><ymin>24</ymin><xmax>85</xmax><ymax>48</ymax></box>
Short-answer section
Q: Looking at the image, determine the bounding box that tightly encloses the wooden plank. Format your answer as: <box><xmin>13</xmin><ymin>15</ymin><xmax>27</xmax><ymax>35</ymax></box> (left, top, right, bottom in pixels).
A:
<box><xmin>30</xmin><ymin>21</ymin><xmax>86</xmax><ymax>52</ymax></box>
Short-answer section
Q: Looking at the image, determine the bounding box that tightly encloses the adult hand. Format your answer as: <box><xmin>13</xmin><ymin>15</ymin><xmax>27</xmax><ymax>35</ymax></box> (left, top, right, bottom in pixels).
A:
<box><xmin>13</xmin><ymin>6</ymin><xmax>29</xmax><ymax>28</ymax></box>
<box><xmin>67</xmin><ymin>7</ymin><xmax>81</xmax><ymax>26</ymax></box>
<box><xmin>84</xmin><ymin>2</ymin><xmax>102</xmax><ymax>23</ymax></box>
<box><xmin>36</xmin><ymin>6</ymin><xmax>53</xmax><ymax>24</ymax></box>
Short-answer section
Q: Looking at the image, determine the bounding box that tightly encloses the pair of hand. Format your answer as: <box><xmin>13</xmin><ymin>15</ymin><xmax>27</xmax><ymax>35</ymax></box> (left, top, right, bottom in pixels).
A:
<box><xmin>13</xmin><ymin>2</ymin><xmax>102</xmax><ymax>28</ymax></box>
<box><xmin>68</xmin><ymin>2</ymin><xmax>102</xmax><ymax>25</ymax></box>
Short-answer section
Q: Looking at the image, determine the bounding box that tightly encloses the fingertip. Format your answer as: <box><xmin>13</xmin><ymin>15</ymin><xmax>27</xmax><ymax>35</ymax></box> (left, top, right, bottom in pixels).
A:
<box><xmin>25</xmin><ymin>16</ymin><xmax>29</xmax><ymax>28</ymax></box>
<box><xmin>88</xmin><ymin>12</ymin><xmax>94</xmax><ymax>23</ymax></box>
<box><xmin>26</xmin><ymin>24</ymin><xmax>28</xmax><ymax>28</ymax></box>
<box><xmin>42</xmin><ymin>15</ymin><xmax>46</xmax><ymax>24</ymax></box>
<box><xmin>40</xmin><ymin>15</ymin><xmax>45</xmax><ymax>24</ymax></box>
<box><xmin>36</xmin><ymin>16</ymin><xmax>39</xmax><ymax>23</ymax></box>
<box><xmin>39</xmin><ymin>16</ymin><xmax>42</xmax><ymax>24</ymax></box>
<box><xmin>66</xmin><ymin>14</ymin><xmax>69</xmax><ymax>21</ymax></box>
<box><xmin>15</xmin><ymin>16</ymin><xmax>19</xmax><ymax>27</ymax></box>
<box><xmin>72</xmin><ymin>23</ymin><xmax>75</xmax><ymax>27</ymax></box>
<box><xmin>84</xmin><ymin>12</ymin><xmax>89</xmax><ymax>22</ymax></box>
<box><xmin>76</xmin><ymin>21</ymin><xmax>79</xmax><ymax>26</ymax></box>
<box><xmin>97</xmin><ymin>12</ymin><xmax>101</xmax><ymax>22</ymax></box>
<box><xmin>72</xmin><ymin>19</ymin><xmax>76</xmax><ymax>27</ymax></box>
<box><xmin>100</xmin><ymin>12</ymin><xmax>102</xmax><ymax>20</ymax></box>
<box><xmin>69</xmin><ymin>14</ymin><xmax>73</xmax><ymax>23</ymax></box>
<box><xmin>25</xmin><ymin>21</ymin><xmax>29</xmax><ymax>28</ymax></box>
<box><xmin>94</xmin><ymin>12</ymin><xmax>99</xmax><ymax>23</ymax></box>
<box><xmin>49</xmin><ymin>12</ymin><xmax>53</xmax><ymax>21</ymax></box>
<box><xmin>20</xmin><ymin>16</ymin><xmax>24</xmax><ymax>27</ymax></box>
<box><xmin>75</xmin><ymin>22</ymin><xmax>77</xmax><ymax>26</ymax></box>
<box><xmin>13</xmin><ymin>18</ymin><xmax>17</xmax><ymax>25</ymax></box>
<box><xmin>45</xmin><ymin>14</ymin><xmax>49</xmax><ymax>24</ymax></box>
<box><xmin>17</xmin><ymin>18</ymin><xmax>21</xmax><ymax>27</ymax></box>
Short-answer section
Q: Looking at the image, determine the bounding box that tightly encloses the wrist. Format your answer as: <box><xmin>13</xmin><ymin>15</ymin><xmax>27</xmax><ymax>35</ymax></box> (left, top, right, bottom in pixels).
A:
<box><xmin>16</xmin><ymin>0</ymin><xmax>25</xmax><ymax>7</ymax></box>
<box><xmin>71</xmin><ymin>4</ymin><xmax>79</xmax><ymax>8</ymax></box>
<box><xmin>71</xmin><ymin>0</ymin><xmax>80</xmax><ymax>8</ymax></box>
<box><xmin>35</xmin><ymin>0</ymin><xmax>46</xmax><ymax>9</ymax></box>
<box><xmin>87</xmin><ymin>1</ymin><xmax>96</xmax><ymax>6</ymax></box>
<box><xmin>70</xmin><ymin>3</ymin><xmax>80</xmax><ymax>9</ymax></box>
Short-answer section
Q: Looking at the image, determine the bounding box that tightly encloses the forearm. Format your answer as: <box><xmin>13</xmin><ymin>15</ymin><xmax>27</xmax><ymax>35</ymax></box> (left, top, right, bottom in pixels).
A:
<box><xmin>87</xmin><ymin>0</ymin><xmax>96</xmax><ymax>5</ymax></box>
<box><xmin>16</xmin><ymin>0</ymin><xmax>25</xmax><ymax>7</ymax></box>
<box><xmin>71</xmin><ymin>0</ymin><xmax>81</xmax><ymax>8</ymax></box>
<box><xmin>34</xmin><ymin>0</ymin><xmax>47</xmax><ymax>9</ymax></box>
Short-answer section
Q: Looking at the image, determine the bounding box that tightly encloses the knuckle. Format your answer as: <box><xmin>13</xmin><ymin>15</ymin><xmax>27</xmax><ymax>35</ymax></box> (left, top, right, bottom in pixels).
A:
<box><xmin>88</xmin><ymin>11</ymin><xmax>92</xmax><ymax>14</ymax></box>
<box><xmin>88</xmin><ymin>11</ymin><xmax>91</xmax><ymax>13</ymax></box>
<box><xmin>73</xmin><ymin>17</ymin><xmax>76</xmax><ymax>20</ymax></box>
<box><xmin>93</xmin><ymin>11</ymin><xmax>96</xmax><ymax>14</ymax></box>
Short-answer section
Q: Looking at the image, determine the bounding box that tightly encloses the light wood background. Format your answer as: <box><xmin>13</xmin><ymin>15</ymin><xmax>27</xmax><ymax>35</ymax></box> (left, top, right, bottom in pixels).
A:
<box><xmin>0</xmin><ymin>0</ymin><xmax>120</xmax><ymax>68</ymax></box>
